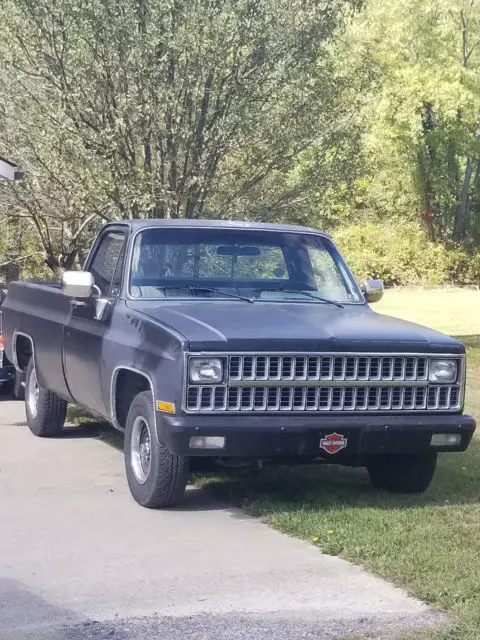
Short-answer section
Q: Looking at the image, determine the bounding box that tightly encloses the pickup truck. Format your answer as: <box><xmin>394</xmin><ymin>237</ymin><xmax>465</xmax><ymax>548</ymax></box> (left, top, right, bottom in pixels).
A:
<box><xmin>2</xmin><ymin>220</ymin><xmax>476</xmax><ymax>508</ymax></box>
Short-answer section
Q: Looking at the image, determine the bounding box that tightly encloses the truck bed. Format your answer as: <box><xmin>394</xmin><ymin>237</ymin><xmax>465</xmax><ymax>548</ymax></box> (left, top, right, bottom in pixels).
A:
<box><xmin>2</xmin><ymin>281</ymin><xmax>74</xmax><ymax>401</ymax></box>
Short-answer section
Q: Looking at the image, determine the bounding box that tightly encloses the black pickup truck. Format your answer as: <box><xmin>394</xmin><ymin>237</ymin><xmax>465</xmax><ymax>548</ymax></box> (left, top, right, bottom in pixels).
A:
<box><xmin>2</xmin><ymin>220</ymin><xmax>475</xmax><ymax>508</ymax></box>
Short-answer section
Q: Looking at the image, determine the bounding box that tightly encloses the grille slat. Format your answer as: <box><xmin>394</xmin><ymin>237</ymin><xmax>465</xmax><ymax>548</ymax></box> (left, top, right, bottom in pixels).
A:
<box><xmin>321</xmin><ymin>357</ymin><xmax>333</xmax><ymax>380</ymax></box>
<box><xmin>186</xmin><ymin>354</ymin><xmax>462</xmax><ymax>413</ymax></box>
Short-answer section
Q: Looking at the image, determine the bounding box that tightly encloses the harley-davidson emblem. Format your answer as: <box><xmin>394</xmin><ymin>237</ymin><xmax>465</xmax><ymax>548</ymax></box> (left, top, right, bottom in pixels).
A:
<box><xmin>319</xmin><ymin>433</ymin><xmax>348</xmax><ymax>455</ymax></box>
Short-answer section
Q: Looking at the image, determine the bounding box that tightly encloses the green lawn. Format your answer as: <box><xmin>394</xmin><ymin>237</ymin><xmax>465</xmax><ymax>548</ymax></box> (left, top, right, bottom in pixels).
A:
<box><xmin>199</xmin><ymin>288</ymin><xmax>480</xmax><ymax>640</ymax></box>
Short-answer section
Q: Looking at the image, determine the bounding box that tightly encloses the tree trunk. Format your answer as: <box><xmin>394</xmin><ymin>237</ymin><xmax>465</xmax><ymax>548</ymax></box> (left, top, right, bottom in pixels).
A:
<box><xmin>453</xmin><ymin>157</ymin><xmax>475</xmax><ymax>240</ymax></box>
<box><xmin>60</xmin><ymin>250</ymin><xmax>78</xmax><ymax>272</ymax></box>
<box><xmin>416</xmin><ymin>103</ymin><xmax>437</xmax><ymax>240</ymax></box>
<box><xmin>4</xmin><ymin>262</ymin><xmax>20</xmax><ymax>283</ymax></box>
<box><xmin>417</xmin><ymin>150</ymin><xmax>436</xmax><ymax>241</ymax></box>
<box><xmin>453</xmin><ymin>114</ymin><xmax>480</xmax><ymax>241</ymax></box>
<box><xmin>463</xmin><ymin>158</ymin><xmax>480</xmax><ymax>243</ymax></box>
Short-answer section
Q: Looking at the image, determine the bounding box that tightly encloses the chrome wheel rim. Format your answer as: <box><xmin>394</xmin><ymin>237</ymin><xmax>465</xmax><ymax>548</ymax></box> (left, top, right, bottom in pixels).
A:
<box><xmin>27</xmin><ymin>365</ymin><xmax>40</xmax><ymax>419</ymax></box>
<box><xmin>131</xmin><ymin>416</ymin><xmax>152</xmax><ymax>484</ymax></box>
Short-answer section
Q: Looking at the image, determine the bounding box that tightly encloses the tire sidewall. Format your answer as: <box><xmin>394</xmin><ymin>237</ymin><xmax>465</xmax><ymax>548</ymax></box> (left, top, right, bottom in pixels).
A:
<box><xmin>25</xmin><ymin>358</ymin><xmax>39</xmax><ymax>429</ymax></box>
<box><xmin>124</xmin><ymin>392</ymin><xmax>161</xmax><ymax>505</ymax></box>
<box><xmin>24</xmin><ymin>358</ymin><xmax>66</xmax><ymax>437</ymax></box>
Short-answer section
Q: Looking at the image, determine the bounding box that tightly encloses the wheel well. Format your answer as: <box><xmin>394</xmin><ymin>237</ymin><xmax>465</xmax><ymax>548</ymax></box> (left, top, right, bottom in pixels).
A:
<box><xmin>114</xmin><ymin>369</ymin><xmax>151</xmax><ymax>429</ymax></box>
<box><xmin>15</xmin><ymin>335</ymin><xmax>33</xmax><ymax>371</ymax></box>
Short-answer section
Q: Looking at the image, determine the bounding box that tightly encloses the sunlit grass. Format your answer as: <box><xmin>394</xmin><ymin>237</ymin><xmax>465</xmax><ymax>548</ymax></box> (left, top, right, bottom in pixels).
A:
<box><xmin>374</xmin><ymin>287</ymin><xmax>480</xmax><ymax>337</ymax></box>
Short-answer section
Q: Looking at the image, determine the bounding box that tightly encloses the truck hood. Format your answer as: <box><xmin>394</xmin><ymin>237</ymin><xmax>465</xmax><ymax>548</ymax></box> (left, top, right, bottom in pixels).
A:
<box><xmin>126</xmin><ymin>300</ymin><xmax>463</xmax><ymax>354</ymax></box>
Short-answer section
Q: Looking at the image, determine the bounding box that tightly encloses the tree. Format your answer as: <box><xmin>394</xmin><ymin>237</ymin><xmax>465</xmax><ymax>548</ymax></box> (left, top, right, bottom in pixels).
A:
<box><xmin>0</xmin><ymin>0</ymin><xmax>357</xmax><ymax>274</ymax></box>
<box><xmin>343</xmin><ymin>0</ymin><xmax>480</xmax><ymax>248</ymax></box>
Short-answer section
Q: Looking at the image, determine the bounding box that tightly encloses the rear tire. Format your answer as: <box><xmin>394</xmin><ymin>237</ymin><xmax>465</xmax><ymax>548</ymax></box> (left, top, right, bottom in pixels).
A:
<box><xmin>25</xmin><ymin>358</ymin><xmax>67</xmax><ymax>437</ymax></box>
<box><xmin>367</xmin><ymin>452</ymin><xmax>437</xmax><ymax>494</ymax></box>
<box><xmin>124</xmin><ymin>391</ymin><xmax>189</xmax><ymax>508</ymax></box>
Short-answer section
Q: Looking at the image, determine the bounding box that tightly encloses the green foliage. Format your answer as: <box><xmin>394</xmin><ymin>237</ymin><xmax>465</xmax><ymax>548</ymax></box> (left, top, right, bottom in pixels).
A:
<box><xmin>0</xmin><ymin>217</ymin><xmax>49</xmax><ymax>282</ymax></box>
<box><xmin>0</xmin><ymin>0</ymin><xmax>356</xmax><ymax>273</ymax></box>
<box><xmin>339</xmin><ymin>0</ymin><xmax>480</xmax><ymax>246</ymax></box>
<box><xmin>444</xmin><ymin>250</ymin><xmax>480</xmax><ymax>287</ymax></box>
<box><xmin>2</xmin><ymin>0</ymin><xmax>480</xmax><ymax>283</ymax></box>
<box><xmin>333</xmin><ymin>220</ymin><xmax>480</xmax><ymax>286</ymax></box>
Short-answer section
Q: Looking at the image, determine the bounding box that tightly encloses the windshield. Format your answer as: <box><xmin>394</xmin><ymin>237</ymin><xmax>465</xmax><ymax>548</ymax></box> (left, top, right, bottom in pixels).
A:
<box><xmin>128</xmin><ymin>227</ymin><xmax>363</xmax><ymax>304</ymax></box>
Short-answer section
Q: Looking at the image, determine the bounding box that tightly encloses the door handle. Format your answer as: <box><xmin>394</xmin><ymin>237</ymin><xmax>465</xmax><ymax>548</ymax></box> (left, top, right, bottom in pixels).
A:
<box><xmin>71</xmin><ymin>300</ymin><xmax>87</xmax><ymax>308</ymax></box>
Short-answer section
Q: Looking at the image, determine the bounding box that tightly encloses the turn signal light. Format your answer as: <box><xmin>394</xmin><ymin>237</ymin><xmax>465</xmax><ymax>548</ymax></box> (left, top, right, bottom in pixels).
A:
<box><xmin>157</xmin><ymin>401</ymin><xmax>175</xmax><ymax>414</ymax></box>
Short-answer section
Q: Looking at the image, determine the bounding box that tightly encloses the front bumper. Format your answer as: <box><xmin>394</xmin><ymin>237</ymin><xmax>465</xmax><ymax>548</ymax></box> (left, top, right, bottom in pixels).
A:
<box><xmin>156</xmin><ymin>412</ymin><xmax>476</xmax><ymax>460</ymax></box>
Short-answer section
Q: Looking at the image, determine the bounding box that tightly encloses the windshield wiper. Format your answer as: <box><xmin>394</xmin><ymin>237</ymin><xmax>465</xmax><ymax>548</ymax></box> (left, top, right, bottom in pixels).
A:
<box><xmin>258</xmin><ymin>288</ymin><xmax>344</xmax><ymax>308</ymax></box>
<box><xmin>160</xmin><ymin>285</ymin><xmax>254</xmax><ymax>303</ymax></box>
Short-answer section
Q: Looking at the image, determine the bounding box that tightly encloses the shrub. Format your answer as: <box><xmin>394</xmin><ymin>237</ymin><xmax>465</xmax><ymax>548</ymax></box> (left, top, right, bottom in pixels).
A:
<box><xmin>442</xmin><ymin>250</ymin><xmax>480</xmax><ymax>286</ymax></box>
<box><xmin>332</xmin><ymin>220</ymin><xmax>479</xmax><ymax>287</ymax></box>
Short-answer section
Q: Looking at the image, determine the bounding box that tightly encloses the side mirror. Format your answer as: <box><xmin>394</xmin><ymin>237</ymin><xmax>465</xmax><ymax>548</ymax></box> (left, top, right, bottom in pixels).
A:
<box><xmin>61</xmin><ymin>271</ymin><xmax>94</xmax><ymax>298</ymax></box>
<box><xmin>362</xmin><ymin>279</ymin><xmax>384</xmax><ymax>303</ymax></box>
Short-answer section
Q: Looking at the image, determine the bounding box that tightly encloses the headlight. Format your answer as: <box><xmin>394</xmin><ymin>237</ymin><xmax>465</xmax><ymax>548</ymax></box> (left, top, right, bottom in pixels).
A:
<box><xmin>189</xmin><ymin>358</ymin><xmax>224</xmax><ymax>384</ymax></box>
<box><xmin>429</xmin><ymin>359</ymin><xmax>458</xmax><ymax>383</ymax></box>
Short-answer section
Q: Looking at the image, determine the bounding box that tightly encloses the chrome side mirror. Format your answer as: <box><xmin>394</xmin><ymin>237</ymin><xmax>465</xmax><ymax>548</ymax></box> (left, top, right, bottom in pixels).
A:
<box><xmin>362</xmin><ymin>279</ymin><xmax>384</xmax><ymax>303</ymax></box>
<box><xmin>61</xmin><ymin>271</ymin><xmax>94</xmax><ymax>298</ymax></box>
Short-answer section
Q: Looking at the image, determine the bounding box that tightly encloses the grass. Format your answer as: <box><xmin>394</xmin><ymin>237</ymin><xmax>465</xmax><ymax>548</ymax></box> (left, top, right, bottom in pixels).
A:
<box><xmin>199</xmin><ymin>287</ymin><xmax>480</xmax><ymax>640</ymax></box>
<box><xmin>375</xmin><ymin>287</ymin><xmax>480</xmax><ymax>337</ymax></box>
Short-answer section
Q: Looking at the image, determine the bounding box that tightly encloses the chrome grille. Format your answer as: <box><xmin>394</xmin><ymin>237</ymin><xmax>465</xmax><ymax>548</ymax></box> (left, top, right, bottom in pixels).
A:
<box><xmin>186</xmin><ymin>384</ymin><xmax>460</xmax><ymax>412</ymax></box>
<box><xmin>185</xmin><ymin>353</ymin><xmax>462</xmax><ymax>413</ymax></box>
<box><xmin>229</xmin><ymin>355</ymin><xmax>429</xmax><ymax>382</ymax></box>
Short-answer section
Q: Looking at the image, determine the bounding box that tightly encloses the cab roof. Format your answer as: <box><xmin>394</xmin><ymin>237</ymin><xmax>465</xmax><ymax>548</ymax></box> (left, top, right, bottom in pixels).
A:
<box><xmin>103</xmin><ymin>218</ymin><xmax>330</xmax><ymax>238</ymax></box>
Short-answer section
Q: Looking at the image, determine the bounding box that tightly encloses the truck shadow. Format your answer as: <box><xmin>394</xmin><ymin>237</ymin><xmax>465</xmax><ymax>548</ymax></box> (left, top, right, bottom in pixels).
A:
<box><xmin>61</xmin><ymin>421</ymin><xmax>123</xmax><ymax>445</ymax></box>
<box><xmin>7</xmin><ymin>416</ymin><xmax>479</xmax><ymax>514</ymax></box>
<box><xmin>59</xmin><ymin>420</ymin><xmax>480</xmax><ymax>513</ymax></box>
<box><xmin>198</xmin><ymin>436</ymin><xmax>480</xmax><ymax>513</ymax></box>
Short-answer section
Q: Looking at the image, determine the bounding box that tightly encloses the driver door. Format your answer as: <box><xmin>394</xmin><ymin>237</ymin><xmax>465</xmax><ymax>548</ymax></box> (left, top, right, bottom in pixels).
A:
<box><xmin>63</xmin><ymin>228</ymin><xmax>126</xmax><ymax>416</ymax></box>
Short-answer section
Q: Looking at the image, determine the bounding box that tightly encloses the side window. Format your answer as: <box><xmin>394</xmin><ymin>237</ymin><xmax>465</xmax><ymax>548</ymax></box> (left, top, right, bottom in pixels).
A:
<box><xmin>89</xmin><ymin>231</ymin><xmax>126</xmax><ymax>296</ymax></box>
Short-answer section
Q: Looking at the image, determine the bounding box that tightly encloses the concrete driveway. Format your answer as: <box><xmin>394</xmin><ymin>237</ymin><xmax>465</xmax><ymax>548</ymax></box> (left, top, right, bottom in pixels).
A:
<box><xmin>0</xmin><ymin>398</ymin><xmax>443</xmax><ymax>640</ymax></box>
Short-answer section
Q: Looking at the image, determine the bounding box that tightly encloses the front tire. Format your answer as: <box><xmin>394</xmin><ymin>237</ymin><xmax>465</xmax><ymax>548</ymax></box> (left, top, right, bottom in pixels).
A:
<box><xmin>25</xmin><ymin>358</ymin><xmax>67</xmax><ymax>437</ymax></box>
<box><xmin>124</xmin><ymin>391</ymin><xmax>189</xmax><ymax>508</ymax></box>
<box><xmin>367</xmin><ymin>452</ymin><xmax>437</xmax><ymax>494</ymax></box>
